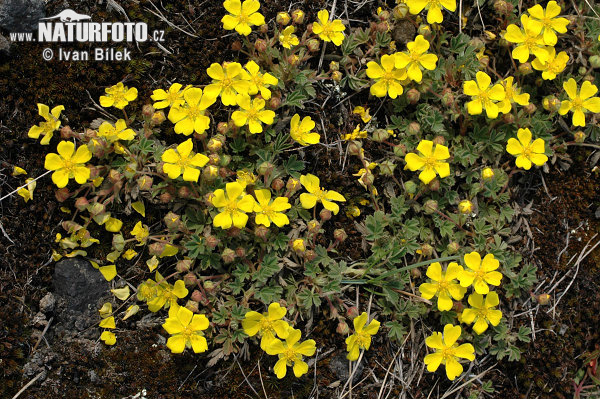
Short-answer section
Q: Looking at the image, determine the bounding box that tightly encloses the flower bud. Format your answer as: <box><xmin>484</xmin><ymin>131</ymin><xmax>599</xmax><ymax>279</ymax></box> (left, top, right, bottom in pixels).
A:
<box><xmin>259</xmin><ymin>24</ymin><xmax>268</xmax><ymax>34</ymax></box>
<box><xmin>148</xmin><ymin>242</ymin><xmax>166</xmax><ymax>257</ymax></box>
<box><xmin>406</xmin><ymin>88</ymin><xmax>421</xmax><ymax>104</ymax></box>
<box><xmin>306</xmin><ymin>39</ymin><xmax>320</xmax><ymax>52</ymax></box>
<box><xmin>208</xmin><ymin>153</ymin><xmax>220</xmax><ymax>165</ymax></box>
<box><xmin>217</xmin><ymin>122</ymin><xmax>229</xmax><ymax>134</ymax></box>
<box><xmin>574</xmin><ymin>131</ymin><xmax>586</xmax><ymax>143</ymax></box>
<box><xmin>393</xmin><ymin>3</ymin><xmax>409</xmax><ymax>19</ymax></box>
<box><xmin>108</xmin><ymin>169</ymin><xmax>123</xmax><ymax>183</ymax></box>
<box><xmin>542</xmin><ymin>96</ymin><xmax>560</xmax><ymax>112</ymax></box>
<box><xmin>441</xmin><ymin>89</ymin><xmax>454</xmax><ymax>107</ymax></box>
<box><xmin>410</xmin><ymin>268</ymin><xmax>422</xmax><ymax>278</ymax></box>
<box><xmin>255</xmin><ymin>39</ymin><xmax>267</xmax><ymax>52</ymax></box>
<box><xmin>524</xmin><ymin>103</ymin><xmax>537</xmax><ymax>115</ymax></box>
<box><xmin>417</xmin><ymin>24</ymin><xmax>432</xmax><ymax>40</ymax></box>
<box><xmin>493</xmin><ymin>0</ymin><xmax>512</xmax><ymax>15</ymax></box>
<box><xmin>482</xmin><ymin>167</ymin><xmax>494</xmax><ymax>180</ymax></box>
<box><xmin>379</xmin><ymin>160</ymin><xmax>396</xmax><ymax>176</ymax></box>
<box><xmin>578</xmin><ymin>66</ymin><xmax>587</xmax><ymax>76</ymax></box>
<box><xmin>227</xmin><ymin>227</ymin><xmax>241</xmax><ymax>238</ymax></box>
<box><xmin>291</xmin><ymin>9</ymin><xmax>304</xmax><ymax>24</ymax></box>
<box><xmin>447</xmin><ymin>241</ymin><xmax>460</xmax><ymax>254</ymax></box>
<box><xmin>420</xmin><ymin>243</ymin><xmax>433</xmax><ymax>257</ymax></box>
<box><xmin>185</xmin><ymin>300</ymin><xmax>200</xmax><ymax>313</ymax></box>
<box><xmin>276</xmin><ymin>12</ymin><xmax>291</xmax><ymax>25</ymax></box>
<box><xmin>255</xmin><ymin>225</ymin><xmax>269</xmax><ymax>241</ymax></box>
<box><xmin>257</xmin><ymin>161</ymin><xmax>274</xmax><ymax>176</ymax></box>
<box><xmin>584</xmin><ymin>74</ymin><xmax>595</xmax><ymax>83</ymax></box>
<box><xmin>205</xmin><ymin>235</ymin><xmax>220</xmax><ymax>249</ymax></box>
<box><xmin>334</xmin><ymin>229</ymin><xmax>348</xmax><ymax>242</ymax></box>
<box><xmin>428</xmin><ymin>178</ymin><xmax>440</xmax><ymax>191</ymax></box>
<box><xmin>151</xmin><ymin>111</ymin><xmax>166</xmax><ymax>125</ymax></box>
<box><xmin>376</xmin><ymin>21</ymin><xmax>390</xmax><ymax>33</ymax></box>
<box><xmin>371</xmin><ymin>128</ymin><xmax>389</xmax><ymax>142</ymax></box>
<box><xmin>407</xmin><ymin>122</ymin><xmax>420</xmax><ymax>135</ymax></box>
<box><xmin>176</xmin><ymin>259</ymin><xmax>193</xmax><ymax>273</ymax></box>
<box><xmin>159</xmin><ymin>192</ymin><xmax>172</xmax><ymax>203</ymax></box>
<box><xmin>329</xmin><ymin>61</ymin><xmax>339</xmax><ymax>72</ymax></box>
<box><xmin>178</xmin><ymin>186</ymin><xmax>192</xmax><ymax>199</ymax></box>
<box><xmin>292</xmin><ymin>238</ymin><xmax>305</xmax><ymax>253</ymax></box>
<box><xmin>190</xmin><ymin>290</ymin><xmax>203</xmax><ymax>303</ymax></box>
<box><xmin>478</xmin><ymin>56</ymin><xmax>490</xmax><ymax>68</ymax></box>
<box><xmin>203</xmin><ymin>280</ymin><xmax>216</xmax><ymax>292</ymax></box>
<box><xmin>331</xmin><ymin>70</ymin><xmax>342</xmax><ymax>82</ymax></box>
<box><xmin>518</xmin><ymin>62</ymin><xmax>533</xmax><ymax>75</ymax></box>
<box><xmin>458</xmin><ymin>200</ymin><xmax>473</xmax><ymax>214</ymax></box>
<box><xmin>142</xmin><ymin>104</ymin><xmax>155</xmax><ymax>118</ymax></box>
<box><xmin>286</xmin><ymin>177</ymin><xmax>300</xmax><ymax>192</ymax></box>
<box><xmin>502</xmin><ymin>113</ymin><xmax>515</xmax><ymax>124</ymax></box>
<box><xmin>590</xmin><ymin>55</ymin><xmax>600</xmax><ymax>69</ymax></box>
<box><xmin>536</xmin><ymin>293</ymin><xmax>551</xmax><ymax>305</ymax></box>
<box><xmin>347</xmin><ymin>140</ymin><xmax>362</xmax><ymax>156</ymax></box>
<box><xmin>346</xmin><ymin>306</ymin><xmax>359</xmax><ymax>318</ymax></box>
<box><xmin>220</xmin><ymin>154</ymin><xmax>232</xmax><ymax>167</ymax></box>
<box><xmin>60</xmin><ymin>125</ymin><xmax>75</xmax><ymax>139</ymax></box>
<box><xmin>221</xmin><ymin>248</ymin><xmax>236</xmax><ymax>264</ymax></box>
<box><xmin>271</xmin><ymin>178</ymin><xmax>285</xmax><ymax>191</ymax></box>
<box><xmin>433</xmin><ymin>136</ymin><xmax>445</xmax><ymax>146</ymax></box>
<box><xmin>469</xmin><ymin>37</ymin><xmax>485</xmax><ymax>50</ymax></box>
<box><xmin>424</xmin><ymin>199</ymin><xmax>438</xmax><ymax>214</ymax></box>
<box><xmin>304</xmin><ymin>249</ymin><xmax>317</xmax><ymax>261</ymax></box>
<box><xmin>308</xmin><ymin>219</ymin><xmax>320</xmax><ymax>233</ymax></box>
<box><xmin>287</xmin><ymin>54</ymin><xmax>300</xmax><ymax>66</ymax></box>
<box><xmin>393</xmin><ymin>144</ymin><xmax>406</xmax><ymax>157</ymax></box>
<box><xmin>320</xmin><ymin>208</ymin><xmax>332</xmax><ymax>221</ymax></box>
<box><xmin>269</xmin><ymin>95</ymin><xmax>282</xmax><ymax>109</ymax></box>
<box><xmin>207</xmin><ymin>137</ymin><xmax>223</xmax><ymax>152</ymax></box>
<box><xmin>203</xmin><ymin>165</ymin><xmax>219</xmax><ymax>181</ymax></box>
<box><xmin>405</xmin><ymin>180</ymin><xmax>418</xmax><ymax>195</ymax></box>
<box><xmin>235</xmin><ymin>247</ymin><xmax>246</xmax><ymax>258</ymax></box>
<box><xmin>164</xmin><ymin>211</ymin><xmax>181</xmax><ymax>231</ymax></box>
<box><xmin>231</xmin><ymin>40</ymin><xmax>242</xmax><ymax>51</ymax></box>
<box><xmin>336</xmin><ymin>321</ymin><xmax>350</xmax><ymax>335</ymax></box>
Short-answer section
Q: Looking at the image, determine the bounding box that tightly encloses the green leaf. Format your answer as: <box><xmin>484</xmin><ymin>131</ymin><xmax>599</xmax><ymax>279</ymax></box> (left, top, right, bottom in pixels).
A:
<box><xmin>365</xmin><ymin>211</ymin><xmax>388</xmax><ymax>241</ymax></box>
<box><xmin>297</xmin><ymin>288</ymin><xmax>321</xmax><ymax>308</ymax></box>
<box><xmin>283</xmin><ymin>89</ymin><xmax>309</xmax><ymax>108</ymax></box>
<box><xmin>255</xmin><ymin>252</ymin><xmax>280</xmax><ymax>284</ymax></box>
<box><xmin>184</xmin><ymin>234</ymin><xmax>205</xmax><ymax>259</ymax></box>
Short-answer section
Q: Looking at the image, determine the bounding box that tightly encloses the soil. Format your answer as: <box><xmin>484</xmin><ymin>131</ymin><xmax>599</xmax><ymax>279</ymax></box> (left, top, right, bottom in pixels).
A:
<box><xmin>0</xmin><ymin>0</ymin><xmax>599</xmax><ymax>398</ymax></box>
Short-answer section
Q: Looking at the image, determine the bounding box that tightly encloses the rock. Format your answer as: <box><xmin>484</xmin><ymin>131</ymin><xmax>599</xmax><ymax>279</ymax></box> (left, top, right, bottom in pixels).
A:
<box><xmin>328</xmin><ymin>351</ymin><xmax>364</xmax><ymax>384</ymax></box>
<box><xmin>0</xmin><ymin>33</ymin><xmax>9</xmax><ymax>56</ymax></box>
<box><xmin>53</xmin><ymin>257</ymin><xmax>107</xmax><ymax>310</ymax></box>
<box><xmin>0</xmin><ymin>0</ymin><xmax>46</xmax><ymax>32</ymax></box>
<box><xmin>392</xmin><ymin>19</ymin><xmax>416</xmax><ymax>46</ymax></box>
<box><xmin>39</xmin><ymin>292</ymin><xmax>56</xmax><ymax>313</ymax></box>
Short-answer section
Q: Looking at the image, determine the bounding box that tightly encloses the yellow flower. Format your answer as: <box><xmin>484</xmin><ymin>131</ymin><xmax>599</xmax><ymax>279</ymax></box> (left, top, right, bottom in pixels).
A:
<box><xmin>407</xmin><ymin>0</ymin><xmax>456</xmax><ymax>24</ymax></box>
<box><xmin>352</xmin><ymin>106</ymin><xmax>371</xmax><ymax>123</ymax></box>
<box><xmin>44</xmin><ymin>141</ymin><xmax>91</xmax><ymax>188</ymax></box>
<box><xmin>151</xmin><ymin>83</ymin><xmax>188</xmax><ymax>109</ymax></box>
<box><xmin>558</xmin><ymin>78</ymin><xmax>600</xmax><ymax>127</ymax></box>
<box><xmin>299</xmin><ymin>174</ymin><xmax>346</xmax><ymax>215</ymax></box>
<box><xmin>99</xmin><ymin>316</ymin><xmax>116</xmax><ymax>329</ymax></box>
<box><xmin>122</xmin><ymin>249</ymin><xmax>138</xmax><ymax>260</ymax></box>
<box><xmin>424</xmin><ymin>324</ymin><xmax>475</xmax><ymax>380</ymax></box>
<box><xmin>482</xmin><ymin>167</ymin><xmax>494</xmax><ymax>180</ymax></box>
<box><xmin>527</xmin><ymin>1</ymin><xmax>569</xmax><ymax>46</ymax></box>
<box><xmin>205</xmin><ymin>62</ymin><xmax>251</xmax><ymax>106</ymax></box>
<box><xmin>463</xmin><ymin>71</ymin><xmax>506</xmax><ymax>118</ymax></box>
<box><xmin>100</xmin><ymin>331</ymin><xmax>116</xmax><ymax>345</ymax></box>
<box><xmin>531</xmin><ymin>48</ymin><xmax>568</xmax><ymax>80</ymax></box>
<box><xmin>12</xmin><ymin>166</ymin><xmax>27</xmax><ymax>176</ymax></box>
<box><xmin>147</xmin><ymin>273</ymin><xmax>189</xmax><ymax>312</ymax></box>
<box><xmin>290</xmin><ymin>114</ymin><xmax>320</xmax><ymax>146</ymax></box>
<box><xmin>292</xmin><ymin>238</ymin><xmax>306</xmax><ymax>252</ymax></box>
<box><xmin>244</xmin><ymin>61</ymin><xmax>279</xmax><ymax>100</ymax></box>
<box><xmin>168</xmin><ymin>87</ymin><xmax>216</xmax><ymax>135</ymax></box>
<box><xmin>404</xmin><ymin>140</ymin><xmax>450</xmax><ymax>184</ymax></box>
<box><xmin>279</xmin><ymin>25</ymin><xmax>299</xmax><ymax>49</ymax></box>
<box><xmin>17</xmin><ymin>178</ymin><xmax>36</xmax><ymax>203</ymax></box>
<box><xmin>163</xmin><ymin>304</ymin><xmax>209</xmax><ymax>353</ymax></box>
<box><xmin>346</xmin><ymin>312</ymin><xmax>380</xmax><ymax>361</ymax></box>
<box><xmin>253</xmin><ymin>189</ymin><xmax>291</xmax><ymax>227</ymax></box>
<box><xmin>99</xmin><ymin>82</ymin><xmax>138</xmax><ymax>109</ymax></box>
<box><xmin>394</xmin><ymin>35</ymin><xmax>438</xmax><ymax>82</ymax></box>
<box><xmin>162</xmin><ymin>138</ymin><xmax>209</xmax><ymax>182</ymax></box>
<box><xmin>222</xmin><ymin>0</ymin><xmax>265</xmax><ymax>36</ymax></box>
<box><xmin>366</xmin><ymin>54</ymin><xmax>406</xmax><ymax>98</ymax></box>
<box><xmin>231</xmin><ymin>94</ymin><xmax>275</xmax><ymax>134</ymax></box>
<box><xmin>504</xmin><ymin>15</ymin><xmax>548</xmax><ymax>64</ymax></box>
<box><xmin>265</xmin><ymin>328</ymin><xmax>316</xmax><ymax>378</ymax></box>
<box><xmin>419</xmin><ymin>262</ymin><xmax>466</xmax><ymax>311</ymax></box>
<box><xmin>236</xmin><ymin>170</ymin><xmax>258</xmax><ymax>189</ymax></box>
<box><xmin>137</xmin><ymin>278</ymin><xmax>163</xmax><ymax>303</ymax></box>
<box><xmin>312</xmin><ymin>10</ymin><xmax>346</xmax><ymax>46</ymax></box>
<box><xmin>131</xmin><ymin>221</ymin><xmax>149</xmax><ymax>244</ymax></box>
<box><xmin>498</xmin><ymin>76</ymin><xmax>530</xmax><ymax>114</ymax></box>
<box><xmin>458</xmin><ymin>200</ymin><xmax>473</xmax><ymax>214</ymax></box>
<box><xmin>461</xmin><ymin>292</ymin><xmax>503</xmax><ymax>334</ymax></box>
<box><xmin>458</xmin><ymin>251</ymin><xmax>503</xmax><ymax>294</ymax></box>
<box><xmin>98</xmin><ymin>119</ymin><xmax>135</xmax><ymax>142</ymax></box>
<box><xmin>506</xmin><ymin>128</ymin><xmax>548</xmax><ymax>170</ymax></box>
<box><xmin>343</xmin><ymin>125</ymin><xmax>368</xmax><ymax>141</ymax></box>
<box><xmin>353</xmin><ymin>162</ymin><xmax>377</xmax><ymax>189</ymax></box>
<box><xmin>242</xmin><ymin>302</ymin><xmax>290</xmax><ymax>350</ymax></box>
<box><xmin>211</xmin><ymin>182</ymin><xmax>256</xmax><ymax>229</ymax></box>
<box><xmin>28</xmin><ymin>103</ymin><xmax>64</xmax><ymax>145</ymax></box>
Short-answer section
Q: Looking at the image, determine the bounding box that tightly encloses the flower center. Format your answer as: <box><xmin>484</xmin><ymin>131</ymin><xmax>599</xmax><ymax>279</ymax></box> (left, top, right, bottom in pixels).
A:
<box><xmin>187</xmin><ymin>105</ymin><xmax>202</xmax><ymax>119</ymax></box>
<box><xmin>225</xmin><ymin>200</ymin><xmax>238</xmax><ymax>213</ymax></box>
<box><xmin>282</xmin><ymin>348</ymin><xmax>297</xmax><ymax>364</ymax></box>
<box><xmin>314</xmin><ymin>188</ymin><xmax>327</xmax><ymax>201</ymax></box>
<box><xmin>423</xmin><ymin>156</ymin><xmax>438</xmax><ymax>169</ymax></box>
<box><xmin>440</xmin><ymin>346</ymin><xmax>456</xmax><ymax>362</ymax></box>
<box><xmin>62</xmin><ymin>159</ymin><xmax>75</xmax><ymax>172</ymax></box>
